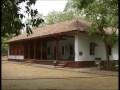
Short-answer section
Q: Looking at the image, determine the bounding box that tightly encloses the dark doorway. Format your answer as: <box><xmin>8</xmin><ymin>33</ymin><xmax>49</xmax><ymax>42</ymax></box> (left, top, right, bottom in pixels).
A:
<box><xmin>69</xmin><ymin>44</ymin><xmax>74</xmax><ymax>60</ymax></box>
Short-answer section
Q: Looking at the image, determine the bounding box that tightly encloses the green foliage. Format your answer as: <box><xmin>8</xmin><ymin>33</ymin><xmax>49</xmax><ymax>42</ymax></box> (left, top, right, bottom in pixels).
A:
<box><xmin>72</xmin><ymin>0</ymin><xmax>118</xmax><ymax>46</ymax></box>
<box><xmin>64</xmin><ymin>0</ymin><xmax>74</xmax><ymax>12</ymax></box>
<box><xmin>25</xmin><ymin>13</ymin><xmax>44</xmax><ymax>29</ymax></box>
<box><xmin>1</xmin><ymin>0</ymin><xmax>44</xmax><ymax>37</ymax></box>
<box><xmin>86</xmin><ymin>25</ymin><xmax>99</xmax><ymax>37</ymax></box>
<box><xmin>1</xmin><ymin>34</ymin><xmax>14</xmax><ymax>55</ymax></box>
<box><xmin>72</xmin><ymin>0</ymin><xmax>95</xmax><ymax>10</ymax></box>
<box><xmin>64</xmin><ymin>0</ymin><xmax>86</xmax><ymax>19</ymax></box>
<box><xmin>107</xmin><ymin>33</ymin><xmax>118</xmax><ymax>47</ymax></box>
<box><xmin>71</xmin><ymin>0</ymin><xmax>118</xmax><ymax>69</ymax></box>
<box><xmin>45</xmin><ymin>11</ymin><xmax>77</xmax><ymax>25</ymax></box>
<box><xmin>2</xmin><ymin>40</ymin><xmax>8</xmax><ymax>56</ymax></box>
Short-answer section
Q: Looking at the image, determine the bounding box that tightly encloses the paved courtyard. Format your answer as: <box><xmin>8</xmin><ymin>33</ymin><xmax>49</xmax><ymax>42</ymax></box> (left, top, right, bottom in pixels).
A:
<box><xmin>2</xmin><ymin>60</ymin><xmax>118</xmax><ymax>90</ymax></box>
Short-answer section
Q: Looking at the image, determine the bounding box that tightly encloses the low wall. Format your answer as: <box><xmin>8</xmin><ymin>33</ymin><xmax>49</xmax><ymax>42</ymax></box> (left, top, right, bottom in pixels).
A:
<box><xmin>32</xmin><ymin>60</ymin><xmax>54</xmax><ymax>65</ymax></box>
<box><xmin>7</xmin><ymin>59</ymin><xmax>118</xmax><ymax>69</ymax></box>
<box><xmin>8</xmin><ymin>55</ymin><xmax>24</xmax><ymax>60</ymax></box>
<box><xmin>32</xmin><ymin>60</ymin><xmax>96</xmax><ymax>68</ymax></box>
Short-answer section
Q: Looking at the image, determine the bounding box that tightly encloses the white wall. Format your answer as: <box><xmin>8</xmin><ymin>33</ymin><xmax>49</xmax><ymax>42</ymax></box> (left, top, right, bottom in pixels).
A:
<box><xmin>8</xmin><ymin>55</ymin><xmax>24</xmax><ymax>60</ymax></box>
<box><xmin>47</xmin><ymin>37</ymin><xmax>74</xmax><ymax>60</ymax></box>
<box><xmin>111</xmin><ymin>43</ymin><xmax>118</xmax><ymax>60</ymax></box>
<box><xmin>94</xmin><ymin>37</ymin><xmax>106</xmax><ymax>60</ymax></box>
<box><xmin>75</xmin><ymin>33</ymin><xmax>95</xmax><ymax>61</ymax></box>
<box><xmin>75</xmin><ymin>33</ymin><xmax>118</xmax><ymax>61</ymax></box>
<box><xmin>94</xmin><ymin>37</ymin><xmax>118</xmax><ymax>60</ymax></box>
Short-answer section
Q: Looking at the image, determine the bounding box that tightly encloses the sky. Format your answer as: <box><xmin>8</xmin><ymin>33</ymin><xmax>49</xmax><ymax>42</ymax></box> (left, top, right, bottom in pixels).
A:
<box><xmin>20</xmin><ymin>0</ymin><xmax>68</xmax><ymax>23</ymax></box>
<box><xmin>34</xmin><ymin>0</ymin><xmax>68</xmax><ymax>16</ymax></box>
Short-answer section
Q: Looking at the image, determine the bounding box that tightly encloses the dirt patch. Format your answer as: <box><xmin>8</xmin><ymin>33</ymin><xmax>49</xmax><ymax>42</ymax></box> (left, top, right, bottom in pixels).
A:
<box><xmin>2</xmin><ymin>61</ymin><xmax>118</xmax><ymax>90</ymax></box>
<box><xmin>1</xmin><ymin>56</ymin><xmax>8</xmax><ymax>61</ymax></box>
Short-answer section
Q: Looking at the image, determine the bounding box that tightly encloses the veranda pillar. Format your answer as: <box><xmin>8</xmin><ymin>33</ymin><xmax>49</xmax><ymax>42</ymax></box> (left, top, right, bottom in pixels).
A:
<box><xmin>8</xmin><ymin>44</ymin><xmax>10</xmax><ymax>57</ymax></box>
<box><xmin>56</xmin><ymin>38</ymin><xmax>58</xmax><ymax>60</ymax></box>
<box><xmin>75</xmin><ymin>33</ymin><xmax>79</xmax><ymax>61</ymax></box>
<box><xmin>34</xmin><ymin>40</ymin><xmax>36</xmax><ymax>59</ymax></box>
<box><xmin>40</xmin><ymin>38</ymin><xmax>42</xmax><ymax>60</ymax></box>
<box><xmin>28</xmin><ymin>40</ymin><xmax>30</xmax><ymax>59</ymax></box>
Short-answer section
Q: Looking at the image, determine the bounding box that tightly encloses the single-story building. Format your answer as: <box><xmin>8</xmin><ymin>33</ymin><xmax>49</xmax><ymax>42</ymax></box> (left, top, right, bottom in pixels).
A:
<box><xmin>7</xmin><ymin>19</ymin><xmax>118</xmax><ymax>68</ymax></box>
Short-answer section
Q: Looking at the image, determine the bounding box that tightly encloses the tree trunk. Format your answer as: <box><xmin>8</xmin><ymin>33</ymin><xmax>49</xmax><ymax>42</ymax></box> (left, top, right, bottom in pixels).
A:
<box><xmin>104</xmin><ymin>40</ymin><xmax>110</xmax><ymax>70</ymax></box>
<box><xmin>99</xmin><ymin>27</ymin><xmax>110</xmax><ymax>70</ymax></box>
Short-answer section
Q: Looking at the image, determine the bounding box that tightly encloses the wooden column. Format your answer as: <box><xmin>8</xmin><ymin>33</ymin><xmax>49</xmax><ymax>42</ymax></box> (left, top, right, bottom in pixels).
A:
<box><xmin>28</xmin><ymin>40</ymin><xmax>30</xmax><ymax>59</ymax></box>
<box><xmin>56</xmin><ymin>37</ymin><xmax>58</xmax><ymax>60</ymax></box>
<box><xmin>8</xmin><ymin>44</ymin><xmax>10</xmax><ymax>57</ymax></box>
<box><xmin>21</xmin><ymin>42</ymin><xmax>25</xmax><ymax>58</ymax></box>
<box><xmin>34</xmin><ymin>40</ymin><xmax>36</xmax><ymax>59</ymax></box>
<box><xmin>40</xmin><ymin>38</ymin><xmax>42</xmax><ymax>60</ymax></box>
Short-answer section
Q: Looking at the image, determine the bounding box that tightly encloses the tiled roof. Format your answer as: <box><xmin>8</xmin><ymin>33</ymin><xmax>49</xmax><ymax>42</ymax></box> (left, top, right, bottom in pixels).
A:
<box><xmin>7</xmin><ymin>19</ymin><xmax>117</xmax><ymax>43</ymax></box>
<box><xmin>7</xmin><ymin>19</ymin><xmax>90</xmax><ymax>43</ymax></box>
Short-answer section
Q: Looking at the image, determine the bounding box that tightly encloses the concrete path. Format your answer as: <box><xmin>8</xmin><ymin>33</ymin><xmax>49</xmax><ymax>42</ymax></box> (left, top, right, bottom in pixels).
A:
<box><xmin>19</xmin><ymin>61</ymin><xmax>118</xmax><ymax>76</ymax></box>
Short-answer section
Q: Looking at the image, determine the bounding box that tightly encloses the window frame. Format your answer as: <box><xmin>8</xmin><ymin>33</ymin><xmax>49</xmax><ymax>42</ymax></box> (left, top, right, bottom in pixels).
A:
<box><xmin>90</xmin><ymin>42</ymin><xmax>95</xmax><ymax>55</ymax></box>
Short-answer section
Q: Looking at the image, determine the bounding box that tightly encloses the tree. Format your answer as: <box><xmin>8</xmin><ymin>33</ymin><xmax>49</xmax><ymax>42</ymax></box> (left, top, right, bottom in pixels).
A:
<box><xmin>64</xmin><ymin>0</ymin><xmax>86</xmax><ymax>19</ymax></box>
<box><xmin>1</xmin><ymin>34</ymin><xmax>14</xmax><ymax>56</ymax></box>
<box><xmin>64</xmin><ymin>0</ymin><xmax>74</xmax><ymax>12</ymax></box>
<box><xmin>72</xmin><ymin>0</ymin><xmax>118</xmax><ymax>69</ymax></box>
<box><xmin>1</xmin><ymin>0</ymin><xmax>44</xmax><ymax>37</ymax></box>
<box><xmin>64</xmin><ymin>0</ymin><xmax>81</xmax><ymax>18</ymax></box>
<box><xmin>25</xmin><ymin>13</ymin><xmax>45</xmax><ymax>29</ymax></box>
<box><xmin>45</xmin><ymin>11</ymin><xmax>78</xmax><ymax>25</ymax></box>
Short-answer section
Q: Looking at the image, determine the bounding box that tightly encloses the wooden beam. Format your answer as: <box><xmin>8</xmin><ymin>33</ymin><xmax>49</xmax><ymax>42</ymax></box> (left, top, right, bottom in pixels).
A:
<box><xmin>59</xmin><ymin>35</ymin><xmax>74</xmax><ymax>38</ymax></box>
<box><xmin>40</xmin><ymin>39</ymin><xmax>42</xmax><ymax>60</ymax></box>
<box><xmin>44</xmin><ymin>36</ymin><xmax>67</xmax><ymax>41</ymax></box>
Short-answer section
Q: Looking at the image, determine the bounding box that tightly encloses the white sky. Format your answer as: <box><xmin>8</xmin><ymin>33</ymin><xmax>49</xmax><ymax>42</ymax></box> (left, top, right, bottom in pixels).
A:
<box><xmin>20</xmin><ymin>0</ymin><xmax>68</xmax><ymax>23</ymax></box>
<box><xmin>34</xmin><ymin>0</ymin><xmax>68</xmax><ymax>16</ymax></box>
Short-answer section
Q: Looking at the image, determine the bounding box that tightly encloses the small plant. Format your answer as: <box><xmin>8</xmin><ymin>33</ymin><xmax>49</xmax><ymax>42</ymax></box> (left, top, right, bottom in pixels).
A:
<box><xmin>115</xmin><ymin>64</ymin><xmax>119</xmax><ymax>71</ymax></box>
<box><xmin>109</xmin><ymin>61</ymin><xmax>118</xmax><ymax>71</ymax></box>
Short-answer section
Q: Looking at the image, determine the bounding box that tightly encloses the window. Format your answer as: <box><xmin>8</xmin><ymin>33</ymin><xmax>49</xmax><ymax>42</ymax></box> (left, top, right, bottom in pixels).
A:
<box><xmin>47</xmin><ymin>47</ymin><xmax>50</xmax><ymax>55</ymax></box>
<box><xmin>62</xmin><ymin>46</ymin><xmax>65</xmax><ymax>55</ymax></box>
<box><xmin>90</xmin><ymin>42</ymin><xmax>95</xmax><ymax>55</ymax></box>
<box><xmin>108</xmin><ymin>46</ymin><xmax>112</xmax><ymax>55</ymax></box>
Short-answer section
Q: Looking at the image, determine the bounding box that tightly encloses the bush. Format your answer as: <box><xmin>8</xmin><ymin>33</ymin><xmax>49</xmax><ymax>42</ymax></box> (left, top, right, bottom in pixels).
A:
<box><xmin>109</xmin><ymin>61</ymin><xmax>118</xmax><ymax>71</ymax></box>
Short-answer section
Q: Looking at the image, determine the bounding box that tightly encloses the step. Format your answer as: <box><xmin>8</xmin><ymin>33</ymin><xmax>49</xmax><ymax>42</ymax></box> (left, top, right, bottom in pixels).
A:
<box><xmin>54</xmin><ymin>66</ymin><xmax>63</xmax><ymax>68</ymax></box>
<box><xmin>55</xmin><ymin>62</ymin><xmax>66</xmax><ymax>68</ymax></box>
<box><xmin>23</xmin><ymin>60</ymin><xmax>32</xmax><ymax>63</ymax></box>
<box><xmin>58</xmin><ymin>62</ymin><xmax>66</xmax><ymax>64</ymax></box>
<box><xmin>57</xmin><ymin>64</ymin><xmax>65</xmax><ymax>66</ymax></box>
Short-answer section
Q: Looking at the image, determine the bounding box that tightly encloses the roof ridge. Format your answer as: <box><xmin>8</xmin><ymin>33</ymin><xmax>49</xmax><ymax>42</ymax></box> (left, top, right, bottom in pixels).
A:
<box><xmin>7</xmin><ymin>19</ymin><xmax>90</xmax><ymax>43</ymax></box>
